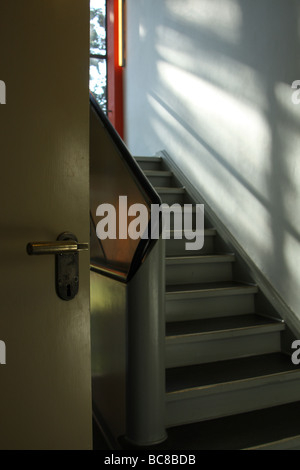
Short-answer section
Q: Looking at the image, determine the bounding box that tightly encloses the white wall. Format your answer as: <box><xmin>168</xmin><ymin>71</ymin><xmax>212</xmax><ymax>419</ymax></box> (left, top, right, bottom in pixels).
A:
<box><xmin>125</xmin><ymin>0</ymin><xmax>300</xmax><ymax>319</ymax></box>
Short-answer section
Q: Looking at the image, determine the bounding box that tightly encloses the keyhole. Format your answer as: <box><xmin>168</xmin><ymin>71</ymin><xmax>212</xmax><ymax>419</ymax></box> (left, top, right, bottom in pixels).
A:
<box><xmin>67</xmin><ymin>284</ymin><xmax>71</xmax><ymax>297</ymax></box>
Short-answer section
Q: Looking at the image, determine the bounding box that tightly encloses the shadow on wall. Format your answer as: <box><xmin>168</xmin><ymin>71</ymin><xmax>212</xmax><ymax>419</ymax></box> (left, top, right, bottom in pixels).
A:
<box><xmin>125</xmin><ymin>0</ymin><xmax>300</xmax><ymax>317</ymax></box>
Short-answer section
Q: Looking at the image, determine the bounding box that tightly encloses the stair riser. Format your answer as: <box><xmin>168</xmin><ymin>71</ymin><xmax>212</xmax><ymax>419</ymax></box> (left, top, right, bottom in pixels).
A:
<box><xmin>165</xmin><ymin>293</ymin><xmax>256</xmax><ymax>322</ymax></box>
<box><xmin>147</xmin><ymin>175</ymin><xmax>173</xmax><ymax>187</ymax></box>
<box><xmin>136</xmin><ymin>160</ymin><xmax>163</xmax><ymax>171</ymax></box>
<box><xmin>166</xmin><ymin>331</ymin><xmax>282</xmax><ymax>368</ymax></box>
<box><xmin>163</xmin><ymin>214</ymin><xmax>206</xmax><ymax>232</ymax></box>
<box><xmin>166</xmin><ymin>374</ymin><xmax>300</xmax><ymax>428</ymax></box>
<box><xmin>156</xmin><ymin>209</ymin><xmax>212</xmax><ymax>232</ymax></box>
<box><xmin>166</xmin><ymin>262</ymin><xmax>233</xmax><ymax>285</ymax></box>
<box><xmin>158</xmin><ymin>192</ymin><xmax>186</xmax><ymax>206</ymax></box>
<box><xmin>166</xmin><ymin>236</ymin><xmax>215</xmax><ymax>256</ymax></box>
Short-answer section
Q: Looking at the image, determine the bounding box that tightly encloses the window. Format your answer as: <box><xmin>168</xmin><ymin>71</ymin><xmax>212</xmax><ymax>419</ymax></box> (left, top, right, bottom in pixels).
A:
<box><xmin>90</xmin><ymin>0</ymin><xmax>107</xmax><ymax>113</ymax></box>
<box><xmin>89</xmin><ymin>0</ymin><xmax>124</xmax><ymax>137</ymax></box>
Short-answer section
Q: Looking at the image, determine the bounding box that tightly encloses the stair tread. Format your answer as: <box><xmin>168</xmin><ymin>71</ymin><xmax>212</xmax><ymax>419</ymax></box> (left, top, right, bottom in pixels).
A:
<box><xmin>166</xmin><ymin>314</ymin><xmax>284</xmax><ymax>338</ymax></box>
<box><xmin>155</xmin><ymin>186</ymin><xmax>185</xmax><ymax>193</ymax></box>
<box><xmin>144</xmin><ymin>170</ymin><xmax>173</xmax><ymax>176</ymax></box>
<box><xmin>166</xmin><ymin>281</ymin><xmax>257</xmax><ymax>295</ymax></box>
<box><xmin>166</xmin><ymin>228</ymin><xmax>216</xmax><ymax>236</ymax></box>
<box><xmin>166</xmin><ymin>254</ymin><xmax>235</xmax><ymax>264</ymax></box>
<box><xmin>120</xmin><ymin>401</ymin><xmax>300</xmax><ymax>450</ymax></box>
<box><xmin>134</xmin><ymin>156</ymin><xmax>162</xmax><ymax>161</ymax></box>
<box><xmin>163</xmin><ymin>205</ymin><xmax>198</xmax><ymax>212</ymax></box>
<box><xmin>166</xmin><ymin>353</ymin><xmax>298</xmax><ymax>394</ymax></box>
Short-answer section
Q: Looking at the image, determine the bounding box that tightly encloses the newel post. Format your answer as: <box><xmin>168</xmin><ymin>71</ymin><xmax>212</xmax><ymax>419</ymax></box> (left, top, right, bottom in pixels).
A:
<box><xmin>126</xmin><ymin>237</ymin><xmax>167</xmax><ymax>446</ymax></box>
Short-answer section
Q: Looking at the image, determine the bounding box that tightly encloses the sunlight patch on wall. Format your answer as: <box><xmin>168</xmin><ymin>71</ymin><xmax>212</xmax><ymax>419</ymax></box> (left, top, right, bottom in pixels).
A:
<box><xmin>166</xmin><ymin>0</ymin><xmax>242</xmax><ymax>45</ymax></box>
<box><xmin>275</xmin><ymin>125</ymin><xmax>300</xmax><ymax>216</ymax></box>
<box><xmin>274</xmin><ymin>81</ymin><xmax>300</xmax><ymax>125</ymax></box>
<box><xmin>139</xmin><ymin>22</ymin><xmax>147</xmax><ymax>40</ymax></box>
<box><xmin>274</xmin><ymin>81</ymin><xmax>300</xmax><ymax>232</ymax></box>
<box><xmin>283</xmin><ymin>232</ymin><xmax>300</xmax><ymax>302</ymax></box>
<box><xmin>193</xmin><ymin>161</ymin><xmax>275</xmax><ymax>262</ymax></box>
<box><xmin>156</xmin><ymin>59</ymin><xmax>272</xmax><ymax>188</ymax></box>
<box><xmin>147</xmin><ymin>91</ymin><xmax>274</xmax><ymax>260</ymax></box>
<box><xmin>155</xmin><ymin>27</ymin><xmax>197</xmax><ymax>70</ymax></box>
<box><xmin>298</xmin><ymin>3</ymin><xmax>300</xmax><ymax>40</ymax></box>
<box><xmin>155</xmin><ymin>37</ymin><xmax>269</xmax><ymax>111</ymax></box>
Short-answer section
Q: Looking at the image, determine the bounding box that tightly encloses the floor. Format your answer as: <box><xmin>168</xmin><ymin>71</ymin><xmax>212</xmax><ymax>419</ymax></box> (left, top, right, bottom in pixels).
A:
<box><xmin>93</xmin><ymin>400</ymin><xmax>300</xmax><ymax>450</ymax></box>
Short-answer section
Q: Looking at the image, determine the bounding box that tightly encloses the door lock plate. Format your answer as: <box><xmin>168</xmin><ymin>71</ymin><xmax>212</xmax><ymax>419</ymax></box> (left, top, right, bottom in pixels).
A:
<box><xmin>55</xmin><ymin>232</ymin><xmax>79</xmax><ymax>301</ymax></box>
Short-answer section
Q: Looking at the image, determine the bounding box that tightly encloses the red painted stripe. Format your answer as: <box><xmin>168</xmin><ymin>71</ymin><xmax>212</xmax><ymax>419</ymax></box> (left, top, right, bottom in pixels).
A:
<box><xmin>106</xmin><ymin>0</ymin><xmax>124</xmax><ymax>139</ymax></box>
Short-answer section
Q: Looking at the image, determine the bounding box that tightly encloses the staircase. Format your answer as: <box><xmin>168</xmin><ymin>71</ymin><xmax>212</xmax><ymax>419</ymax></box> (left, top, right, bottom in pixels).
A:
<box><xmin>132</xmin><ymin>155</ymin><xmax>300</xmax><ymax>450</ymax></box>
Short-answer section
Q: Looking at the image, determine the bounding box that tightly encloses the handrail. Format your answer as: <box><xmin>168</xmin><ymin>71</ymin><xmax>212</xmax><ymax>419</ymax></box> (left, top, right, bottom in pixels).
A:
<box><xmin>89</xmin><ymin>93</ymin><xmax>162</xmax><ymax>282</ymax></box>
<box><xmin>90</xmin><ymin>93</ymin><xmax>161</xmax><ymax>208</ymax></box>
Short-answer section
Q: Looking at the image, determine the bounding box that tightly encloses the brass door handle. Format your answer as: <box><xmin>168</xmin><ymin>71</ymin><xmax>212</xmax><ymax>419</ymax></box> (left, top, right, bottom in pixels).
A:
<box><xmin>27</xmin><ymin>240</ymin><xmax>88</xmax><ymax>255</ymax></box>
<box><xmin>26</xmin><ymin>232</ymin><xmax>88</xmax><ymax>301</ymax></box>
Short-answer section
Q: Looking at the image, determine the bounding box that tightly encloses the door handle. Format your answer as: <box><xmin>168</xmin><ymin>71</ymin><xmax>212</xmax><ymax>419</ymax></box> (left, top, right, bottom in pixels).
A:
<box><xmin>27</xmin><ymin>240</ymin><xmax>88</xmax><ymax>255</ymax></box>
<box><xmin>27</xmin><ymin>232</ymin><xmax>89</xmax><ymax>301</ymax></box>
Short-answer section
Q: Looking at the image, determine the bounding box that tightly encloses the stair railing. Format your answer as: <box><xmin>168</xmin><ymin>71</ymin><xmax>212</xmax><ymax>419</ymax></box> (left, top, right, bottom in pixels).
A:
<box><xmin>90</xmin><ymin>93</ymin><xmax>167</xmax><ymax>446</ymax></box>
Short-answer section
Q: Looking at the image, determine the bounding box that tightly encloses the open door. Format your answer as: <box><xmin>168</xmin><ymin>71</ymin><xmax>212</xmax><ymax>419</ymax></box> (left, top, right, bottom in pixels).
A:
<box><xmin>0</xmin><ymin>1</ymin><xmax>92</xmax><ymax>449</ymax></box>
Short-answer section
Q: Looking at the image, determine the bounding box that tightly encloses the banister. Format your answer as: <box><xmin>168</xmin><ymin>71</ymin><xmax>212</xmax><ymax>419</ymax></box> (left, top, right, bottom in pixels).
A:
<box><xmin>89</xmin><ymin>92</ymin><xmax>162</xmax><ymax>282</ymax></box>
<box><xmin>90</xmin><ymin>93</ymin><xmax>167</xmax><ymax>446</ymax></box>
<box><xmin>90</xmin><ymin>93</ymin><xmax>161</xmax><ymax>207</ymax></box>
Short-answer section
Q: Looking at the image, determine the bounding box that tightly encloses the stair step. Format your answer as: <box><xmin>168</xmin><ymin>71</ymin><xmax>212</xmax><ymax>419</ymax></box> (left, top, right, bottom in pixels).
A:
<box><xmin>166</xmin><ymin>228</ymin><xmax>217</xmax><ymax>237</ymax></box>
<box><xmin>158</xmin><ymin>206</ymin><xmax>212</xmax><ymax>231</ymax></box>
<box><xmin>165</xmin><ymin>314</ymin><xmax>285</xmax><ymax>367</ymax></box>
<box><xmin>156</xmin><ymin>187</ymin><xmax>186</xmax><ymax>193</ymax></box>
<box><xmin>165</xmin><ymin>282</ymin><xmax>258</xmax><ymax>321</ymax></box>
<box><xmin>165</xmin><ymin>254</ymin><xmax>235</xmax><ymax>285</ymax></box>
<box><xmin>166</xmin><ymin>229</ymin><xmax>216</xmax><ymax>256</ymax></box>
<box><xmin>144</xmin><ymin>170</ymin><xmax>172</xmax><ymax>175</ymax></box>
<box><xmin>134</xmin><ymin>156</ymin><xmax>163</xmax><ymax>171</ymax></box>
<box><xmin>135</xmin><ymin>156</ymin><xmax>161</xmax><ymax>161</ymax></box>
<box><xmin>245</xmin><ymin>435</ymin><xmax>300</xmax><ymax>450</ymax></box>
<box><xmin>155</xmin><ymin>187</ymin><xmax>187</xmax><ymax>205</ymax></box>
<box><xmin>119</xmin><ymin>402</ymin><xmax>300</xmax><ymax>450</ymax></box>
<box><xmin>134</xmin><ymin>154</ymin><xmax>296</xmax><ymax>449</ymax></box>
<box><xmin>150</xmin><ymin>401</ymin><xmax>300</xmax><ymax>450</ymax></box>
<box><xmin>166</xmin><ymin>254</ymin><xmax>235</xmax><ymax>264</ymax></box>
<box><xmin>165</xmin><ymin>353</ymin><xmax>300</xmax><ymax>427</ymax></box>
<box><xmin>143</xmin><ymin>170</ymin><xmax>174</xmax><ymax>187</ymax></box>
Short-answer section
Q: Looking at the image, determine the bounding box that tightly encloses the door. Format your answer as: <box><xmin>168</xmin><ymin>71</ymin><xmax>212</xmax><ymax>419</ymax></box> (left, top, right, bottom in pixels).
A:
<box><xmin>0</xmin><ymin>1</ymin><xmax>92</xmax><ymax>449</ymax></box>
